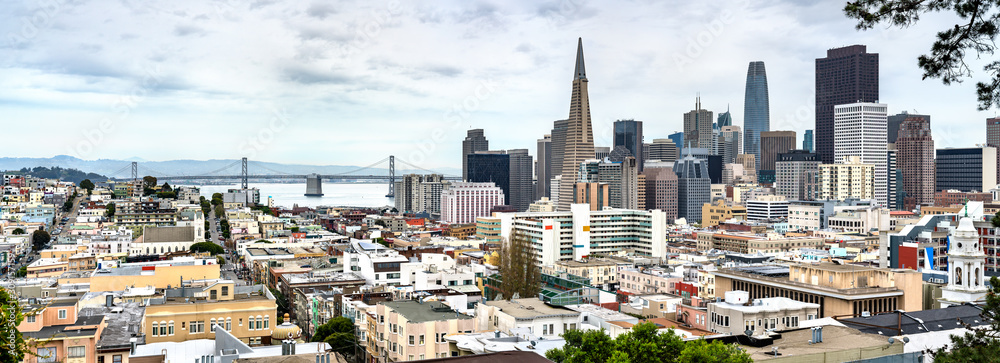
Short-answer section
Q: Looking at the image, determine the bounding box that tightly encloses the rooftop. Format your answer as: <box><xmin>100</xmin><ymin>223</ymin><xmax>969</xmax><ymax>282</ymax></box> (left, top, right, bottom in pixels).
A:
<box><xmin>382</xmin><ymin>300</ymin><xmax>473</xmax><ymax>324</ymax></box>
<box><xmin>742</xmin><ymin>325</ymin><xmax>893</xmax><ymax>361</ymax></box>
<box><xmin>713</xmin><ymin>297</ymin><xmax>820</xmax><ymax>313</ymax></box>
<box><xmin>485</xmin><ymin>298</ymin><xmax>578</xmax><ymax>320</ymax></box>
<box><xmin>839</xmin><ymin>304</ymin><xmax>988</xmax><ymax>336</ymax></box>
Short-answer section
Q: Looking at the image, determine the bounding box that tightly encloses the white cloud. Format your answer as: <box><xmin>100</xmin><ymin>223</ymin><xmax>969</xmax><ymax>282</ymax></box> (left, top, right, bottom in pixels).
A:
<box><xmin>0</xmin><ymin>0</ymin><xmax>993</xmax><ymax>170</ymax></box>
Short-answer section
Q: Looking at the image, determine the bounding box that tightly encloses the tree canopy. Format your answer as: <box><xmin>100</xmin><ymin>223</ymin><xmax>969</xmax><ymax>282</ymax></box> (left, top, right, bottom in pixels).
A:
<box><xmin>311</xmin><ymin>317</ymin><xmax>358</xmax><ymax>360</ymax></box>
<box><xmin>106</xmin><ymin>202</ymin><xmax>115</xmax><ymax>218</ymax></box>
<box><xmin>189</xmin><ymin>242</ymin><xmax>224</xmax><ymax>255</ymax></box>
<box><xmin>31</xmin><ymin>230</ymin><xmax>50</xmax><ymax>251</ymax></box>
<box><xmin>0</xmin><ymin>288</ymin><xmax>34</xmax><ymax>363</ymax></box>
<box><xmin>496</xmin><ymin>229</ymin><xmax>541</xmax><ymax>300</ymax></box>
<box><xmin>546</xmin><ymin>322</ymin><xmax>751</xmax><ymax>363</ymax></box>
<box><xmin>78</xmin><ymin>179</ymin><xmax>95</xmax><ymax>194</ymax></box>
<box><xmin>11</xmin><ymin>228</ymin><xmax>25</xmax><ymax>235</ymax></box>
<box><xmin>845</xmin><ymin>0</ymin><xmax>1000</xmax><ymax>109</ymax></box>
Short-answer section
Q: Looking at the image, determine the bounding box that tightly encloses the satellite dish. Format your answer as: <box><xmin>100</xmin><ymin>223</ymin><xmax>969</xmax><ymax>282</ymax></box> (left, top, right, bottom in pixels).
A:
<box><xmin>745</xmin><ymin>329</ymin><xmax>753</xmax><ymax>337</ymax></box>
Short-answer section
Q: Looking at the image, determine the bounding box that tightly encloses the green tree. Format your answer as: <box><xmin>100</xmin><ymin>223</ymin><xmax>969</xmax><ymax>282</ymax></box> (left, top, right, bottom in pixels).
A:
<box><xmin>161</xmin><ymin>182</ymin><xmax>172</xmax><ymax>192</ymax></box>
<box><xmin>31</xmin><ymin>230</ymin><xmax>50</xmax><ymax>251</ymax></box>
<box><xmin>496</xmin><ymin>229</ymin><xmax>541</xmax><ymax>300</ymax></box>
<box><xmin>78</xmin><ymin>179</ymin><xmax>95</xmax><ymax>195</ymax></box>
<box><xmin>142</xmin><ymin>176</ymin><xmax>158</xmax><ymax>190</ymax></box>
<box><xmin>546</xmin><ymin>322</ymin><xmax>751</xmax><ymax>363</ymax></box>
<box><xmin>11</xmin><ymin>229</ymin><xmax>24</xmax><ymax>236</ymax></box>
<box><xmin>155</xmin><ymin>191</ymin><xmax>177</xmax><ymax>199</ymax></box>
<box><xmin>931</xmin><ymin>276</ymin><xmax>1000</xmax><ymax>361</ymax></box>
<box><xmin>0</xmin><ymin>287</ymin><xmax>38</xmax><ymax>363</ymax></box>
<box><xmin>844</xmin><ymin>0</ymin><xmax>1000</xmax><ymax>110</ymax></box>
<box><xmin>311</xmin><ymin>317</ymin><xmax>358</xmax><ymax>360</ymax></box>
<box><xmin>290</xmin><ymin>226</ymin><xmax>300</xmax><ymax>233</ymax></box>
<box><xmin>106</xmin><ymin>202</ymin><xmax>115</xmax><ymax>218</ymax></box>
<box><xmin>189</xmin><ymin>242</ymin><xmax>224</xmax><ymax>255</ymax></box>
<box><xmin>15</xmin><ymin>266</ymin><xmax>26</xmax><ymax>278</ymax></box>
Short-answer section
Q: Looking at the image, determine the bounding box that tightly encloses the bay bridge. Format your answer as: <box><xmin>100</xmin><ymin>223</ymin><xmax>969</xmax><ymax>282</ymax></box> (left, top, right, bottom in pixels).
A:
<box><xmin>105</xmin><ymin>156</ymin><xmax>460</xmax><ymax>197</ymax></box>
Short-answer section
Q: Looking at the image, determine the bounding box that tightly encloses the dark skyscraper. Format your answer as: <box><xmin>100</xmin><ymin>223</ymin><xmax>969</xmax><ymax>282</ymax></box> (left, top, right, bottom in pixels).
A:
<box><xmin>462</xmin><ymin>129</ymin><xmax>488</xmax><ymax>181</ymax></box>
<box><xmin>717</xmin><ymin>107</ymin><xmax>732</xmax><ymax>128</ymax></box>
<box><xmin>896</xmin><ymin>117</ymin><xmax>934</xmax><ymax>209</ymax></box>
<box><xmin>536</xmin><ymin>135</ymin><xmax>552</xmax><ymax>200</ymax></box>
<box><xmin>507</xmin><ymin>149</ymin><xmax>533</xmax><ymax>212</ymax></box>
<box><xmin>744</xmin><ymin>61</ymin><xmax>770</xmax><ymax>170</ymax></box>
<box><xmin>888</xmin><ymin>112</ymin><xmax>930</xmax><ymax>144</ymax></box>
<box><xmin>803</xmin><ymin>130</ymin><xmax>814</xmax><ymax>152</ymax></box>
<box><xmin>816</xmin><ymin>45</ymin><xmax>879</xmax><ymax>164</ymax></box>
<box><xmin>613</xmin><ymin>119</ymin><xmax>644</xmax><ymax>171</ymax></box>
<box><xmin>467</xmin><ymin>151</ymin><xmax>510</xmax><ymax>200</ymax></box>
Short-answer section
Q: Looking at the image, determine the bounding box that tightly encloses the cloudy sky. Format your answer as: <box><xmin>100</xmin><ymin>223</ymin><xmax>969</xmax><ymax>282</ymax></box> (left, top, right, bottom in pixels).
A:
<box><xmin>1</xmin><ymin>0</ymin><xmax>994</xmax><ymax>171</ymax></box>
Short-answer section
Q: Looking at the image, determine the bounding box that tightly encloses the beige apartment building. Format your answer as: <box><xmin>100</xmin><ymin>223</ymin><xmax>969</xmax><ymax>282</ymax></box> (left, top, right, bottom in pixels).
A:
<box><xmin>818</xmin><ymin>156</ymin><xmax>875</xmax><ymax>201</ymax></box>
<box><xmin>143</xmin><ymin>281</ymin><xmax>277</xmax><ymax>346</ymax></box>
<box><xmin>701</xmin><ymin>200</ymin><xmax>747</xmax><ymax>227</ymax></box>
<box><xmin>698</xmin><ymin>233</ymin><xmax>825</xmax><ymax>254</ymax></box>
<box><xmin>372</xmin><ymin>301</ymin><xmax>475</xmax><ymax>361</ymax></box>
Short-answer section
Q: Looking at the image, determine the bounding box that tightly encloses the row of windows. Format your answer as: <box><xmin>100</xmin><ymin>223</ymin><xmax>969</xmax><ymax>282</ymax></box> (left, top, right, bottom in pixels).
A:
<box><xmin>151</xmin><ymin>315</ymin><xmax>268</xmax><ymax>337</ymax></box>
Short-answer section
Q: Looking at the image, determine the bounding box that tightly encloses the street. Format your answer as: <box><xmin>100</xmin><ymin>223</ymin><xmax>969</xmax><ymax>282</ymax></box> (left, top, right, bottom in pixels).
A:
<box><xmin>208</xmin><ymin>208</ymin><xmax>248</xmax><ymax>285</ymax></box>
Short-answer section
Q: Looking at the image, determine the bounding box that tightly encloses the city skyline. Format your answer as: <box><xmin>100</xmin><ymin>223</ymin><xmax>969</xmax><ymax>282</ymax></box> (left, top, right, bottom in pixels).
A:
<box><xmin>1</xmin><ymin>0</ymin><xmax>996</xmax><ymax>169</ymax></box>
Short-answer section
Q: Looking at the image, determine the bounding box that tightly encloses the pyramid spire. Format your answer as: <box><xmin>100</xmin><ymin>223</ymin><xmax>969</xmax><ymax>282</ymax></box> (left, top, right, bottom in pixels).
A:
<box><xmin>574</xmin><ymin>38</ymin><xmax>586</xmax><ymax>80</ymax></box>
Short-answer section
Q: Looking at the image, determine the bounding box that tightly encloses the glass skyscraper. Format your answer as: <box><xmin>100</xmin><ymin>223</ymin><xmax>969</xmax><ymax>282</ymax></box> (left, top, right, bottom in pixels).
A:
<box><xmin>613</xmin><ymin>119</ymin><xmax>644</xmax><ymax>171</ymax></box>
<box><xmin>803</xmin><ymin>130</ymin><xmax>814</xmax><ymax>152</ymax></box>
<box><xmin>743</xmin><ymin>61</ymin><xmax>769</xmax><ymax>171</ymax></box>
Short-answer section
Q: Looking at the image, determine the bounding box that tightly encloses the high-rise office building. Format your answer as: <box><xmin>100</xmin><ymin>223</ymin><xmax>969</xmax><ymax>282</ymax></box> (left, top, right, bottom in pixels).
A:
<box><xmin>466</xmin><ymin>151</ymin><xmax>510</xmax><ymax>201</ymax></box>
<box><xmin>647</xmin><ymin>139</ymin><xmax>679</xmax><ymax>163</ymax></box>
<box><xmin>550</xmin><ymin>119</ymin><xmax>569</xmax><ymax>192</ymax></box>
<box><xmin>760</xmin><ymin>131</ymin><xmax>796</xmax><ymax>180</ymax></box>
<box><xmin>674</xmin><ymin>152</ymin><xmax>711</xmax><ymax>223</ymax></box>
<box><xmin>717</xmin><ymin>108</ymin><xmax>733</xmax><ymax>128</ymax></box>
<box><xmin>595</xmin><ymin>146</ymin><xmax>611</xmax><ymax>160</ymax></box>
<box><xmin>987</xmin><ymin>117</ymin><xmax>1000</xmax><ymax>183</ymax></box>
<box><xmin>888</xmin><ymin>112</ymin><xmax>931</xmax><ymax>144</ymax></box>
<box><xmin>735</xmin><ymin>154</ymin><xmax>757</xmax><ymax>183</ymax></box>
<box><xmin>744</xmin><ymin>61</ymin><xmax>770</xmax><ymax>170</ymax></box>
<box><xmin>668</xmin><ymin>132</ymin><xmax>684</xmax><ymax>150</ymax></box>
<box><xmin>462</xmin><ymin>129</ymin><xmax>489</xmax><ymax>181</ymax></box>
<box><xmin>598</xmin><ymin>156</ymin><xmax>640</xmax><ymax>209</ymax></box>
<box><xmin>895</xmin><ymin>117</ymin><xmax>935</xmax><ymax>208</ymax></box>
<box><xmin>816</xmin><ymin>45</ymin><xmax>879</xmax><ymax>164</ymax></box>
<box><xmin>775</xmin><ymin>150</ymin><xmax>820</xmax><ymax>201</ymax></box>
<box><xmin>683</xmin><ymin>97</ymin><xmax>714</xmax><ymax>150</ymax></box>
<box><xmin>536</xmin><ymin>135</ymin><xmax>552</xmax><ymax>200</ymax></box>
<box><xmin>556</xmin><ymin>38</ymin><xmax>596</xmax><ymax>211</ymax></box>
<box><xmin>643</xmin><ymin>164</ymin><xmax>678</xmax><ymax>222</ymax></box>
<box><xmin>803</xmin><ymin>130</ymin><xmax>814</xmax><ymax>152</ymax></box>
<box><xmin>507</xmin><ymin>149</ymin><xmax>534</xmax><ymax>212</ymax></box>
<box><xmin>936</xmin><ymin>147</ymin><xmax>998</xmax><ymax>192</ymax></box>
<box><xmin>834</xmin><ymin>103</ymin><xmax>888</xmax><ymax>206</ymax></box>
<box><xmin>719</xmin><ymin>126</ymin><xmax>742</xmax><ymax>164</ymax></box>
<box><xmin>614</xmin><ymin>119</ymin><xmax>644</xmax><ymax>171</ymax></box>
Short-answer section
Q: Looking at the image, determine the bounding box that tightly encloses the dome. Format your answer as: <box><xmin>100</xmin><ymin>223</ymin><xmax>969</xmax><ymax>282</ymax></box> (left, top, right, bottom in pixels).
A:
<box><xmin>957</xmin><ymin>217</ymin><xmax>976</xmax><ymax>232</ymax></box>
<box><xmin>271</xmin><ymin>313</ymin><xmax>301</xmax><ymax>340</ymax></box>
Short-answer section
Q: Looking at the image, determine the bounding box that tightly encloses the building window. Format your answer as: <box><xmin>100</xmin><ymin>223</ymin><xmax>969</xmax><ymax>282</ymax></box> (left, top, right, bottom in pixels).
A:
<box><xmin>211</xmin><ymin>318</ymin><xmax>217</xmax><ymax>332</ymax></box>
<box><xmin>26</xmin><ymin>315</ymin><xmax>35</xmax><ymax>323</ymax></box>
<box><xmin>211</xmin><ymin>290</ymin><xmax>218</xmax><ymax>300</ymax></box>
<box><xmin>113</xmin><ymin>355</ymin><xmax>122</xmax><ymax>363</ymax></box>
<box><xmin>160</xmin><ymin>320</ymin><xmax>167</xmax><ymax>336</ymax></box>
<box><xmin>256</xmin><ymin>315</ymin><xmax>263</xmax><ymax>330</ymax></box>
<box><xmin>190</xmin><ymin>321</ymin><xmax>205</xmax><ymax>333</ymax></box>
<box><xmin>169</xmin><ymin>321</ymin><xmax>175</xmax><ymax>335</ymax></box>
<box><xmin>264</xmin><ymin>315</ymin><xmax>269</xmax><ymax>329</ymax></box>
<box><xmin>37</xmin><ymin>348</ymin><xmax>57</xmax><ymax>363</ymax></box>
<box><xmin>58</xmin><ymin>309</ymin><xmax>67</xmax><ymax>319</ymax></box>
<box><xmin>68</xmin><ymin>346</ymin><xmax>86</xmax><ymax>358</ymax></box>
<box><xmin>152</xmin><ymin>322</ymin><xmax>159</xmax><ymax>337</ymax></box>
<box><xmin>226</xmin><ymin>318</ymin><xmax>232</xmax><ymax>331</ymax></box>
<box><xmin>409</xmin><ymin>335</ymin><xmax>414</xmax><ymax>345</ymax></box>
<box><xmin>222</xmin><ymin>286</ymin><xmax>229</xmax><ymax>296</ymax></box>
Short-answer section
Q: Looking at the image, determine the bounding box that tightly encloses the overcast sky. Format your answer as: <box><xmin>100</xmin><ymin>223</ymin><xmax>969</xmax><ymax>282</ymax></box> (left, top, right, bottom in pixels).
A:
<box><xmin>1</xmin><ymin>0</ymin><xmax>994</xmax><ymax>171</ymax></box>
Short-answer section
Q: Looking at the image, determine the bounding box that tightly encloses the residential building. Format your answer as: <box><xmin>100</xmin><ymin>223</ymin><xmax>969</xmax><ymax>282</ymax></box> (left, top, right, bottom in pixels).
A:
<box><xmin>499</xmin><ymin>204</ymin><xmax>668</xmax><ymax>265</ymax></box>
<box><xmin>527</xmin><ymin>197</ymin><xmax>556</xmax><ymax>212</ymax></box>
<box><xmin>618</xmin><ymin>268</ymin><xmax>683</xmax><ymax>296</ymax></box>
<box><xmin>745</xmin><ymin>195</ymin><xmax>789</xmax><ymax>221</ymax></box>
<box><xmin>787</xmin><ymin>200</ymin><xmax>876</xmax><ymax>231</ymax></box>
<box><xmin>341</xmin><ymin>240</ymin><xmax>409</xmax><ymax>286</ymax></box>
<box><xmin>543</xmin><ymin>258</ymin><xmax>622</xmax><ymax>289</ymax></box>
<box><xmin>818</xmin><ymin>156</ymin><xmax>875</xmax><ymax>201</ymax></box>
<box><xmin>936</xmin><ymin>147</ymin><xmax>998</xmax><ymax>192</ymax></box>
<box><xmin>440</xmin><ymin>182</ymin><xmax>505</xmax><ymax>224</ymax></box>
<box><xmin>835</xmin><ymin>102</ymin><xmax>888</xmax><ymax>206</ymax></box>
<box><xmin>701</xmin><ymin>200</ymin><xmax>747</xmax><ymax>227</ymax></box>
<box><xmin>556</xmin><ymin>39</ymin><xmax>597</xmax><ymax>211</ymax></box>
<box><xmin>394</xmin><ymin>174</ymin><xmax>447</xmax><ymax>214</ymax></box>
<box><xmin>144</xmin><ymin>281</ymin><xmax>277</xmax><ymax>346</ymax></box>
<box><xmin>706</xmin><ymin>291</ymin><xmax>820</xmax><ymax>336</ymax></box>
<box><xmin>475</xmin><ymin>217</ymin><xmax>501</xmax><ymax>245</ymax></box>
<box><xmin>816</xmin><ymin>45</ymin><xmax>880</xmax><ymax>164</ymax></box>
<box><xmin>775</xmin><ymin>149</ymin><xmax>820</xmax><ymax>201</ymax></box>
<box><xmin>462</xmin><ymin>129</ymin><xmax>489</xmax><ymax>181</ymax></box>
<box><xmin>827</xmin><ymin>206</ymin><xmax>890</xmax><ymax>234</ymax></box>
<box><xmin>934</xmin><ymin>190</ymin><xmax>992</xmax><ymax>206</ymax></box>
<box><xmin>698</xmin><ymin>233</ymin><xmax>824</xmax><ymax>254</ymax></box>
<box><xmin>20</xmin><ymin>300</ymin><xmax>106</xmax><ymax>363</ymax></box>
<box><xmin>674</xmin><ymin>153</ymin><xmax>711</xmax><ymax>223</ymax></box>
<box><xmin>683</xmin><ymin>96</ymin><xmax>714</xmax><ymax>150</ymax></box>
<box><xmin>475</xmin><ymin>298</ymin><xmax>580</xmax><ymax>339</ymax></box>
<box><xmin>896</xmin><ymin>116</ymin><xmax>935</xmax><ymax>208</ymax></box>
<box><xmin>372</xmin><ymin>301</ymin><xmax>475</xmax><ymax>361</ymax></box>
<box><xmin>744</xmin><ymin>61</ymin><xmax>770</xmax><ymax>170</ymax></box>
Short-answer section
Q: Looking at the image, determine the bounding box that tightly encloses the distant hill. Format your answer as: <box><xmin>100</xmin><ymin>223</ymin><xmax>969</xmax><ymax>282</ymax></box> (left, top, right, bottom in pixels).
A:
<box><xmin>4</xmin><ymin>166</ymin><xmax>107</xmax><ymax>184</ymax></box>
<box><xmin>0</xmin><ymin>155</ymin><xmax>461</xmax><ymax>180</ymax></box>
